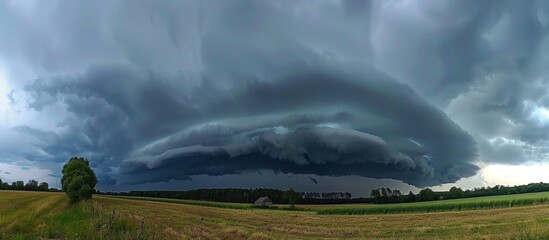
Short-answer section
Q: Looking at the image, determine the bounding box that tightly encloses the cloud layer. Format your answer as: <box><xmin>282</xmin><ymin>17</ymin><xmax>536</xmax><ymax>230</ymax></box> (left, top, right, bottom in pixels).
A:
<box><xmin>21</xmin><ymin>55</ymin><xmax>478</xmax><ymax>187</ymax></box>
<box><xmin>2</xmin><ymin>0</ymin><xmax>549</xmax><ymax>193</ymax></box>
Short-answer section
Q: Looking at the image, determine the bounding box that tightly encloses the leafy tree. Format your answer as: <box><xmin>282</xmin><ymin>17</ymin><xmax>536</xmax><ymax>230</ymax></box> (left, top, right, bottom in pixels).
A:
<box><xmin>283</xmin><ymin>188</ymin><xmax>301</xmax><ymax>209</ymax></box>
<box><xmin>25</xmin><ymin>180</ymin><xmax>39</xmax><ymax>191</ymax></box>
<box><xmin>419</xmin><ymin>188</ymin><xmax>435</xmax><ymax>201</ymax></box>
<box><xmin>370</xmin><ymin>189</ymin><xmax>381</xmax><ymax>203</ymax></box>
<box><xmin>39</xmin><ymin>182</ymin><xmax>49</xmax><ymax>191</ymax></box>
<box><xmin>448</xmin><ymin>187</ymin><xmax>464</xmax><ymax>199</ymax></box>
<box><xmin>66</xmin><ymin>176</ymin><xmax>87</xmax><ymax>202</ymax></box>
<box><xmin>12</xmin><ymin>181</ymin><xmax>24</xmax><ymax>190</ymax></box>
<box><xmin>61</xmin><ymin>157</ymin><xmax>98</xmax><ymax>203</ymax></box>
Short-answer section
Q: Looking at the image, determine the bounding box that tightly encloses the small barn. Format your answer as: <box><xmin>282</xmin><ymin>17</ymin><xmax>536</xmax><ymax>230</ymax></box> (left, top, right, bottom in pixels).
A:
<box><xmin>254</xmin><ymin>196</ymin><xmax>273</xmax><ymax>207</ymax></box>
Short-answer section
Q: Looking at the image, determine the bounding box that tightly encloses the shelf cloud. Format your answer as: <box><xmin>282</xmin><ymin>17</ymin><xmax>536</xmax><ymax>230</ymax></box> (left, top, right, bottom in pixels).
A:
<box><xmin>1</xmin><ymin>0</ymin><xmax>549</xmax><ymax>193</ymax></box>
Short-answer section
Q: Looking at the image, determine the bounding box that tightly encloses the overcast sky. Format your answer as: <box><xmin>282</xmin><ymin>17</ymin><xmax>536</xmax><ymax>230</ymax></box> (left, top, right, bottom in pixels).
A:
<box><xmin>2</xmin><ymin>0</ymin><xmax>549</xmax><ymax>196</ymax></box>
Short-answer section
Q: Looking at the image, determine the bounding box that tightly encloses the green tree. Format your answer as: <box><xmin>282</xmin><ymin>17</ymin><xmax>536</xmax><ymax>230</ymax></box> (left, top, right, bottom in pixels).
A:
<box><xmin>66</xmin><ymin>176</ymin><xmax>86</xmax><ymax>202</ymax></box>
<box><xmin>39</xmin><ymin>182</ymin><xmax>49</xmax><ymax>191</ymax></box>
<box><xmin>405</xmin><ymin>191</ymin><xmax>416</xmax><ymax>202</ymax></box>
<box><xmin>370</xmin><ymin>189</ymin><xmax>381</xmax><ymax>203</ymax></box>
<box><xmin>61</xmin><ymin>157</ymin><xmax>98</xmax><ymax>203</ymax></box>
<box><xmin>283</xmin><ymin>188</ymin><xmax>301</xmax><ymax>209</ymax></box>
<box><xmin>13</xmin><ymin>181</ymin><xmax>24</xmax><ymax>190</ymax></box>
<box><xmin>419</xmin><ymin>188</ymin><xmax>435</xmax><ymax>201</ymax></box>
<box><xmin>447</xmin><ymin>187</ymin><xmax>464</xmax><ymax>199</ymax></box>
<box><xmin>25</xmin><ymin>180</ymin><xmax>39</xmax><ymax>191</ymax></box>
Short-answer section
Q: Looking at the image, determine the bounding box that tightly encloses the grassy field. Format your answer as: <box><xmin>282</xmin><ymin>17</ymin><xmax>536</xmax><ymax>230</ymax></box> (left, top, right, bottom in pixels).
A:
<box><xmin>96</xmin><ymin>195</ymin><xmax>549</xmax><ymax>239</ymax></box>
<box><xmin>0</xmin><ymin>190</ymin><xmax>148</xmax><ymax>239</ymax></box>
<box><xmin>107</xmin><ymin>195</ymin><xmax>254</xmax><ymax>210</ymax></box>
<box><xmin>4</xmin><ymin>190</ymin><xmax>549</xmax><ymax>239</ymax></box>
<box><xmin>107</xmin><ymin>195</ymin><xmax>309</xmax><ymax>211</ymax></box>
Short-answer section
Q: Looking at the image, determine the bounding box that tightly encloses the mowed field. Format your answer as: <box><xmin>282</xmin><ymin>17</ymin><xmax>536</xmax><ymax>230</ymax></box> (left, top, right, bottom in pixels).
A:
<box><xmin>4</xmin><ymin>191</ymin><xmax>549</xmax><ymax>239</ymax></box>
<box><xmin>96</xmin><ymin>195</ymin><xmax>549</xmax><ymax>239</ymax></box>
<box><xmin>0</xmin><ymin>190</ymin><xmax>147</xmax><ymax>240</ymax></box>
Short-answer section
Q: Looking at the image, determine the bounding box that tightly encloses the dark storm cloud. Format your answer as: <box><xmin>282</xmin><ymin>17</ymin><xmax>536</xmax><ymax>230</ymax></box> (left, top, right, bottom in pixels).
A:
<box><xmin>23</xmin><ymin>58</ymin><xmax>477</xmax><ymax>187</ymax></box>
<box><xmin>6</xmin><ymin>0</ymin><xmax>549</xmax><ymax>191</ymax></box>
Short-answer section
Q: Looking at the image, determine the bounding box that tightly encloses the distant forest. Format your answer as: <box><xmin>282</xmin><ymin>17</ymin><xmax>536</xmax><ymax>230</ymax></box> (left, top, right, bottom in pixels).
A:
<box><xmin>100</xmin><ymin>182</ymin><xmax>549</xmax><ymax>205</ymax></box>
<box><xmin>5</xmin><ymin>177</ymin><xmax>549</xmax><ymax>206</ymax></box>
<box><xmin>99</xmin><ymin>188</ymin><xmax>354</xmax><ymax>204</ymax></box>
<box><xmin>0</xmin><ymin>178</ymin><xmax>55</xmax><ymax>192</ymax></box>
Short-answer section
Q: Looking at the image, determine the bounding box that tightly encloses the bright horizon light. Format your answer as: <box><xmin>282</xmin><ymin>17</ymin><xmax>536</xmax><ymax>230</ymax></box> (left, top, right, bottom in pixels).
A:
<box><xmin>482</xmin><ymin>163</ymin><xmax>549</xmax><ymax>186</ymax></box>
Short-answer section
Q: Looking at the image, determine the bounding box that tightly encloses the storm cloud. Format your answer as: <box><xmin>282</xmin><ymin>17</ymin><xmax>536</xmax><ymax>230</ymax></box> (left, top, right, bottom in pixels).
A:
<box><xmin>2</xmin><ymin>0</ymin><xmax>549</xmax><ymax>193</ymax></box>
<box><xmin>23</xmin><ymin>53</ymin><xmax>478</xmax><ymax>187</ymax></box>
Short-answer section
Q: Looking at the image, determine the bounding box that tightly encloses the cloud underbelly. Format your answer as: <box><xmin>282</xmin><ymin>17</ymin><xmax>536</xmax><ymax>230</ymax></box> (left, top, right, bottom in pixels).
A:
<box><xmin>125</xmin><ymin>121</ymin><xmax>422</xmax><ymax>171</ymax></box>
<box><xmin>120</xmin><ymin>69</ymin><xmax>478</xmax><ymax>187</ymax></box>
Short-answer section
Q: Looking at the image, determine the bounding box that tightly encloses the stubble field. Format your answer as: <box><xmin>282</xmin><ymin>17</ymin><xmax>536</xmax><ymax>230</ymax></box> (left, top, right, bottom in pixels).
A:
<box><xmin>3</xmin><ymin>190</ymin><xmax>549</xmax><ymax>239</ymax></box>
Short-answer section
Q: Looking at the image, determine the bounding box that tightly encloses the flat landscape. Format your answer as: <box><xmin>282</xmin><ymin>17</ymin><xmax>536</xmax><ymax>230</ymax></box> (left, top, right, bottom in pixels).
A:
<box><xmin>4</xmin><ymin>2</ymin><xmax>549</xmax><ymax>239</ymax></box>
<box><xmin>111</xmin><ymin>191</ymin><xmax>549</xmax><ymax>212</ymax></box>
<box><xmin>4</xmin><ymin>190</ymin><xmax>549</xmax><ymax>239</ymax></box>
<box><xmin>0</xmin><ymin>191</ymin><xmax>145</xmax><ymax>240</ymax></box>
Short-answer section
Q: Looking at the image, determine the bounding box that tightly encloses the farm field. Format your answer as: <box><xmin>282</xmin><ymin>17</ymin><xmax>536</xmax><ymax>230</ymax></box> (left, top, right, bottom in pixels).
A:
<box><xmin>107</xmin><ymin>195</ymin><xmax>255</xmax><ymax>210</ymax></box>
<box><xmin>4</xmin><ymin>190</ymin><xmax>549</xmax><ymax>239</ymax></box>
<box><xmin>96</xmin><ymin>195</ymin><xmax>549</xmax><ymax>239</ymax></box>
<box><xmin>113</xmin><ymin>191</ymin><xmax>549</xmax><ymax>212</ymax></box>
<box><xmin>0</xmin><ymin>190</ymin><xmax>146</xmax><ymax>240</ymax></box>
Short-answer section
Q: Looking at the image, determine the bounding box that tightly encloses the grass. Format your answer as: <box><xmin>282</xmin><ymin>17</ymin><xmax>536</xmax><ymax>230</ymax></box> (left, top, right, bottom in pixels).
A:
<box><xmin>5</xmin><ymin>190</ymin><xmax>549</xmax><ymax>239</ymax></box>
<box><xmin>106</xmin><ymin>195</ymin><xmax>253</xmax><ymax>210</ymax></box>
<box><xmin>0</xmin><ymin>190</ymin><xmax>148</xmax><ymax>239</ymax></box>
<box><xmin>95</xmin><ymin>195</ymin><xmax>549</xmax><ymax>239</ymax></box>
<box><xmin>317</xmin><ymin>191</ymin><xmax>549</xmax><ymax>215</ymax></box>
<box><xmin>108</xmin><ymin>192</ymin><xmax>549</xmax><ymax>214</ymax></box>
<box><xmin>107</xmin><ymin>195</ymin><xmax>308</xmax><ymax>212</ymax></box>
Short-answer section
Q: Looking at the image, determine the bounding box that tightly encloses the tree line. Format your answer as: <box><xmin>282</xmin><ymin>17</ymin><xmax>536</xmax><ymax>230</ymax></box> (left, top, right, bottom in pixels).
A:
<box><xmin>99</xmin><ymin>188</ymin><xmax>353</xmax><ymax>204</ymax></box>
<box><xmin>371</xmin><ymin>182</ymin><xmax>549</xmax><ymax>204</ymax></box>
<box><xmin>0</xmin><ymin>178</ymin><xmax>53</xmax><ymax>192</ymax></box>
<box><xmin>102</xmin><ymin>188</ymin><xmax>289</xmax><ymax>203</ymax></box>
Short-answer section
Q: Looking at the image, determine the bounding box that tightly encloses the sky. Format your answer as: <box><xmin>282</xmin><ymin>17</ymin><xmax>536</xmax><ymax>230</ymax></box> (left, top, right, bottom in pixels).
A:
<box><xmin>1</xmin><ymin>0</ymin><xmax>549</xmax><ymax>196</ymax></box>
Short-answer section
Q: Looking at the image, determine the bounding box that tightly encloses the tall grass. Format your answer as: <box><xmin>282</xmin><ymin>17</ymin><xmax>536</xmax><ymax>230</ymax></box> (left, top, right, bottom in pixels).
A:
<box><xmin>317</xmin><ymin>197</ymin><xmax>549</xmax><ymax>215</ymax></box>
<box><xmin>0</xmin><ymin>191</ymin><xmax>151</xmax><ymax>239</ymax></box>
<box><xmin>38</xmin><ymin>200</ymin><xmax>151</xmax><ymax>240</ymax></box>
